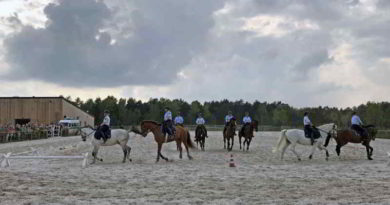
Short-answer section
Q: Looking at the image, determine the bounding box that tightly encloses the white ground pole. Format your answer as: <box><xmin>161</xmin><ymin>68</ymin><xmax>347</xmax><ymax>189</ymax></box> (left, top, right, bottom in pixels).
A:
<box><xmin>1</xmin><ymin>152</ymin><xmax>89</xmax><ymax>168</ymax></box>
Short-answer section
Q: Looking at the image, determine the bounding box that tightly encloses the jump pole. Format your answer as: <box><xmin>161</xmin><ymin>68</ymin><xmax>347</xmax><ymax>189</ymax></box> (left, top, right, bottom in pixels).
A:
<box><xmin>1</xmin><ymin>152</ymin><xmax>89</xmax><ymax>168</ymax></box>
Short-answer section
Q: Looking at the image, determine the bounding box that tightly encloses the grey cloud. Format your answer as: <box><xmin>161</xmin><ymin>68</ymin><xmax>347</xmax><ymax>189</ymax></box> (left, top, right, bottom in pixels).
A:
<box><xmin>3</xmin><ymin>0</ymin><xmax>224</xmax><ymax>87</ymax></box>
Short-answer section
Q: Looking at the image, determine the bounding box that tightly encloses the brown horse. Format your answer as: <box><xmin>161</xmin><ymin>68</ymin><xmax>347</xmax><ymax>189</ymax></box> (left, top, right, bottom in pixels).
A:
<box><xmin>223</xmin><ymin>118</ymin><xmax>237</xmax><ymax>151</ymax></box>
<box><xmin>238</xmin><ymin>120</ymin><xmax>258</xmax><ymax>151</ymax></box>
<box><xmin>134</xmin><ymin>120</ymin><xmax>194</xmax><ymax>162</ymax></box>
<box><xmin>327</xmin><ymin>125</ymin><xmax>377</xmax><ymax>160</ymax></box>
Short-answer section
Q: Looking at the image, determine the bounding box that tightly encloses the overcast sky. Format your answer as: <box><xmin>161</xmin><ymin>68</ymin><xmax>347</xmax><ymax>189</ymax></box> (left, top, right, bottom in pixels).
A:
<box><xmin>0</xmin><ymin>0</ymin><xmax>389</xmax><ymax>108</ymax></box>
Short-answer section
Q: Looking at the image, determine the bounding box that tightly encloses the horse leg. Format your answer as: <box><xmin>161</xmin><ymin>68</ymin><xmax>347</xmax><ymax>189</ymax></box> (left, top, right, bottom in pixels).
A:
<box><xmin>183</xmin><ymin>137</ymin><xmax>193</xmax><ymax>160</ymax></box>
<box><xmin>336</xmin><ymin>144</ymin><xmax>341</xmax><ymax>156</ymax></box>
<box><xmin>126</xmin><ymin>145</ymin><xmax>132</xmax><ymax>162</ymax></box>
<box><xmin>231</xmin><ymin>137</ymin><xmax>234</xmax><ymax>151</ymax></box>
<box><xmin>364</xmin><ymin>143</ymin><xmax>373</xmax><ymax>160</ymax></box>
<box><xmin>369</xmin><ymin>145</ymin><xmax>374</xmax><ymax>157</ymax></box>
<box><xmin>290</xmin><ymin>142</ymin><xmax>301</xmax><ymax>161</ymax></box>
<box><xmin>309</xmin><ymin>144</ymin><xmax>317</xmax><ymax>160</ymax></box>
<box><xmin>158</xmin><ymin>144</ymin><xmax>169</xmax><ymax>162</ymax></box>
<box><xmin>177</xmin><ymin>140</ymin><xmax>183</xmax><ymax>159</ymax></box>
<box><xmin>224</xmin><ymin>136</ymin><xmax>226</xmax><ymax>149</ymax></box>
<box><xmin>247</xmin><ymin>138</ymin><xmax>252</xmax><ymax>151</ymax></box>
<box><xmin>91</xmin><ymin>145</ymin><xmax>102</xmax><ymax>164</ymax></box>
<box><xmin>121</xmin><ymin>145</ymin><xmax>127</xmax><ymax>163</ymax></box>
<box><xmin>317</xmin><ymin>144</ymin><xmax>329</xmax><ymax>161</ymax></box>
<box><xmin>156</xmin><ymin>143</ymin><xmax>162</xmax><ymax>162</ymax></box>
<box><xmin>239</xmin><ymin>136</ymin><xmax>242</xmax><ymax>150</ymax></box>
<box><xmin>201</xmin><ymin>136</ymin><xmax>205</xmax><ymax>151</ymax></box>
<box><xmin>281</xmin><ymin>143</ymin><xmax>290</xmax><ymax>160</ymax></box>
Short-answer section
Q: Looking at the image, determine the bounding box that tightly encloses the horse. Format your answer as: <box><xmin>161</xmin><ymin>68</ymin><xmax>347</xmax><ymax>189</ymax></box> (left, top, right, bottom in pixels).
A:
<box><xmin>195</xmin><ymin>125</ymin><xmax>207</xmax><ymax>151</ymax></box>
<box><xmin>238</xmin><ymin>120</ymin><xmax>258</xmax><ymax>151</ymax></box>
<box><xmin>133</xmin><ymin>120</ymin><xmax>194</xmax><ymax>162</ymax></box>
<box><xmin>223</xmin><ymin>118</ymin><xmax>237</xmax><ymax>151</ymax></box>
<box><xmin>327</xmin><ymin>125</ymin><xmax>377</xmax><ymax>160</ymax></box>
<box><xmin>80</xmin><ymin>126</ymin><xmax>132</xmax><ymax>164</ymax></box>
<box><xmin>273</xmin><ymin>123</ymin><xmax>337</xmax><ymax>161</ymax></box>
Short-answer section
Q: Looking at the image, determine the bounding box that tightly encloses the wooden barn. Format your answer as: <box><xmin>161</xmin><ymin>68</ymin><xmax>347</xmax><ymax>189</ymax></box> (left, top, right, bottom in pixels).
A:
<box><xmin>0</xmin><ymin>97</ymin><xmax>94</xmax><ymax>126</ymax></box>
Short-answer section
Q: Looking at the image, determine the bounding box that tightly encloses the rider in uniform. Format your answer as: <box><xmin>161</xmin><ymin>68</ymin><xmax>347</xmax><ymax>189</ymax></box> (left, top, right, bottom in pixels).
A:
<box><xmin>223</xmin><ymin>111</ymin><xmax>235</xmax><ymax>136</ymax></box>
<box><xmin>100</xmin><ymin>110</ymin><xmax>111</xmax><ymax>143</ymax></box>
<box><xmin>163</xmin><ymin>107</ymin><xmax>175</xmax><ymax>140</ymax></box>
<box><xmin>174</xmin><ymin>112</ymin><xmax>184</xmax><ymax>127</ymax></box>
<box><xmin>240</xmin><ymin>112</ymin><xmax>252</xmax><ymax>136</ymax></box>
<box><xmin>303</xmin><ymin>112</ymin><xmax>315</xmax><ymax>145</ymax></box>
<box><xmin>351</xmin><ymin>112</ymin><xmax>367</xmax><ymax>141</ymax></box>
<box><xmin>195</xmin><ymin>113</ymin><xmax>208</xmax><ymax>140</ymax></box>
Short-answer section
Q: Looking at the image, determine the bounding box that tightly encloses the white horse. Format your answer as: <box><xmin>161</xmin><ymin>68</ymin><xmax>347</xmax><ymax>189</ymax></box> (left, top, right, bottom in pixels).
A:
<box><xmin>80</xmin><ymin>127</ymin><xmax>132</xmax><ymax>164</ymax></box>
<box><xmin>273</xmin><ymin>123</ymin><xmax>337</xmax><ymax>161</ymax></box>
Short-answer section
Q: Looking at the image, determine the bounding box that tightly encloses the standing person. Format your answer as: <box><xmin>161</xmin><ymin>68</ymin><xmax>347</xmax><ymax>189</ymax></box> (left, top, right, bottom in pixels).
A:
<box><xmin>240</xmin><ymin>112</ymin><xmax>252</xmax><ymax>136</ymax></box>
<box><xmin>163</xmin><ymin>107</ymin><xmax>175</xmax><ymax>140</ymax></box>
<box><xmin>100</xmin><ymin>110</ymin><xmax>111</xmax><ymax>143</ymax></box>
<box><xmin>174</xmin><ymin>112</ymin><xmax>184</xmax><ymax>127</ymax></box>
<box><xmin>351</xmin><ymin>112</ymin><xmax>367</xmax><ymax>140</ymax></box>
<box><xmin>223</xmin><ymin>111</ymin><xmax>235</xmax><ymax>136</ymax></box>
<box><xmin>303</xmin><ymin>112</ymin><xmax>314</xmax><ymax>145</ymax></box>
<box><xmin>196</xmin><ymin>113</ymin><xmax>208</xmax><ymax>138</ymax></box>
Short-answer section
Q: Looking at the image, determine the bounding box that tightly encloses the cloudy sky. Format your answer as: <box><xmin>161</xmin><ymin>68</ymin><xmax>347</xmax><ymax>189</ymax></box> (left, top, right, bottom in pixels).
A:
<box><xmin>0</xmin><ymin>0</ymin><xmax>389</xmax><ymax>108</ymax></box>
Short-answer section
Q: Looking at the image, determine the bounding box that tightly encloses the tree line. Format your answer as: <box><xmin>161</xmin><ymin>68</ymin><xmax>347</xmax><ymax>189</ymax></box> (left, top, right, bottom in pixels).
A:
<box><xmin>65</xmin><ymin>96</ymin><xmax>390</xmax><ymax>129</ymax></box>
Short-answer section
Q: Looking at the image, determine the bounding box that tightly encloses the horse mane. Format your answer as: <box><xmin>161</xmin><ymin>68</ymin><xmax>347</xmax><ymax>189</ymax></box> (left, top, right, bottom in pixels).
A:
<box><xmin>141</xmin><ymin>120</ymin><xmax>161</xmax><ymax>126</ymax></box>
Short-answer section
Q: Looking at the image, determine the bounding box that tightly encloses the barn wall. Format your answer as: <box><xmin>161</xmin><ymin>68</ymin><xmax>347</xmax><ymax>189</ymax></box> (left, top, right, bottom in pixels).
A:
<box><xmin>0</xmin><ymin>98</ymin><xmax>63</xmax><ymax>125</ymax></box>
<box><xmin>62</xmin><ymin>100</ymin><xmax>94</xmax><ymax>127</ymax></box>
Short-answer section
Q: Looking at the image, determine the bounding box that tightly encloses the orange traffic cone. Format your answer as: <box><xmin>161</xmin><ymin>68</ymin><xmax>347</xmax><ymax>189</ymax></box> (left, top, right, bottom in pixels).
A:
<box><xmin>229</xmin><ymin>154</ymin><xmax>236</xmax><ymax>167</ymax></box>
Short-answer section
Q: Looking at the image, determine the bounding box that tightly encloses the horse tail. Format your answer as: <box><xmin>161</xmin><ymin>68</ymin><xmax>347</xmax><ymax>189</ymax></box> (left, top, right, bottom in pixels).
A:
<box><xmin>273</xmin><ymin>129</ymin><xmax>288</xmax><ymax>153</ymax></box>
<box><xmin>186</xmin><ymin>130</ymin><xmax>195</xmax><ymax>148</ymax></box>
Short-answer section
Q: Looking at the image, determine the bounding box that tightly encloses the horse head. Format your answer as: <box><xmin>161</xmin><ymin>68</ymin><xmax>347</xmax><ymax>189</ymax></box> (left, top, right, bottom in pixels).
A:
<box><xmin>80</xmin><ymin>126</ymin><xmax>95</xmax><ymax>141</ymax></box>
<box><xmin>140</xmin><ymin>121</ymin><xmax>160</xmax><ymax>137</ymax></box>
<box><xmin>365</xmin><ymin>125</ymin><xmax>377</xmax><ymax>141</ymax></box>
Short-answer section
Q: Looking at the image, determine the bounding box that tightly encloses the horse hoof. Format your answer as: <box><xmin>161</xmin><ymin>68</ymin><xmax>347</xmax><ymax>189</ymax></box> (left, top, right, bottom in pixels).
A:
<box><xmin>368</xmin><ymin>158</ymin><xmax>373</xmax><ymax>160</ymax></box>
<box><xmin>298</xmin><ymin>158</ymin><xmax>301</xmax><ymax>161</ymax></box>
<box><xmin>129</xmin><ymin>158</ymin><xmax>132</xmax><ymax>162</ymax></box>
<box><xmin>309</xmin><ymin>156</ymin><xmax>312</xmax><ymax>160</ymax></box>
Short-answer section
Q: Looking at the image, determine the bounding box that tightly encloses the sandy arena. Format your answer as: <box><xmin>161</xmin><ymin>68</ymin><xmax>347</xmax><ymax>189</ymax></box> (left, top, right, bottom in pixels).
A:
<box><xmin>1</xmin><ymin>131</ymin><xmax>390</xmax><ymax>204</ymax></box>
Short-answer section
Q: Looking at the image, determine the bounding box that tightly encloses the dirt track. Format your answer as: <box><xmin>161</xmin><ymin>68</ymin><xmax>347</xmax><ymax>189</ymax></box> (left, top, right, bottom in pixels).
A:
<box><xmin>1</xmin><ymin>131</ymin><xmax>390</xmax><ymax>204</ymax></box>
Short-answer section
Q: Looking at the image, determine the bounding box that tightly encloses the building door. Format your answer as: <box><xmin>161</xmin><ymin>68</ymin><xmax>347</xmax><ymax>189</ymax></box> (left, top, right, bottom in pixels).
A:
<box><xmin>15</xmin><ymin>118</ymin><xmax>31</xmax><ymax>125</ymax></box>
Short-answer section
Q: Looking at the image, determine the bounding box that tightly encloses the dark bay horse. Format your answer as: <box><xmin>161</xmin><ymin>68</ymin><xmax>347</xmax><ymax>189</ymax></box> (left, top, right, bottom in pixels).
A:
<box><xmin>328</xmin><ymin>125</ymin><xmax>378</xmax><ymax>160</ymax></box>
<box><xmin>195</xmin><ymin>125</ymin><xmax>207</xmax><ymax>151</ymax></box>
<box><xmin>239</xmin><ymin>120</ymin><xmax>258</xmax><ymax>151</ymax></box>
<box><xmin>134</xmin><ymin>120</ymin><xmax>194</xmax><ymax>162</ymax></box>
<box><xmin>223</xmin><ymin>118</ymin><xmax>237</xmax><ymax>151</ymax></box>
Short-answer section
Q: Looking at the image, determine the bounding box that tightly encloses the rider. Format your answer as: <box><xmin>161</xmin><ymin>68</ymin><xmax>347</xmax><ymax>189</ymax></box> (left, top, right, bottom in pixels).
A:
<box><xmin>174</xmin><ymin>112</ymin><xmax>184</xmax><ymax>127</ymax></box>
<box><xmin>100</xmin><ymin>110</ymin><xmax>111</xmax><ymax>143</ymax></box>
<box><xmin>223</xmin><ymin>111</ymin><xmax>235</xmax><ymax>136</ymax></box>
<box><xmin>303</xmin><ymin>112</ymin><xmax>315</xmax><ymax>145</ymax></box>
<box><xmin>163</xmin><ymin>107</ymin><xmax>175</xmax><ymax>140</ymax></box>
<box><xmin>351</xmin><ymin>112</ymin><xmax>367</xmax><ymax>140</ymax></box>
<box><xmin>240</xmin><ymin>112</ymin><xmax>252</xmax><ymax>136</ymax></box>
<box><xmin>195</xmin><ymin>113</ymin><xmax>208</xmax><ymax>139</ymax></box>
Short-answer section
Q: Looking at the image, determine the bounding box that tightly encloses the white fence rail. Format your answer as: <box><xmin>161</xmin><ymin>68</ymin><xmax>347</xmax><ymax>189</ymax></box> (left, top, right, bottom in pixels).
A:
<box><xmin>0</xmin><ymin>151</ymin><xmax>88</xmax><ymax>168</ymax></box>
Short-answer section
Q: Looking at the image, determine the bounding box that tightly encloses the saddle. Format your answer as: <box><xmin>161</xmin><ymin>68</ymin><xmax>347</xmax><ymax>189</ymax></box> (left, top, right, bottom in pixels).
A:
<box><xmin>304</xmin><ymin>127</ymin><xmax>321</xmax><ymax>139</ymax></box>
<box><xmin>94</xmin><ymin>126</ymin><xmax>111</xmax><ymax>140</ymax></box>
